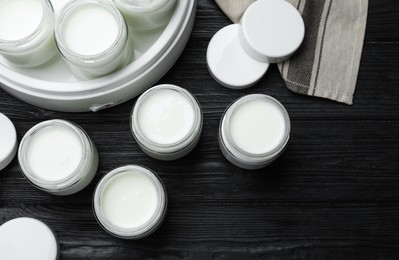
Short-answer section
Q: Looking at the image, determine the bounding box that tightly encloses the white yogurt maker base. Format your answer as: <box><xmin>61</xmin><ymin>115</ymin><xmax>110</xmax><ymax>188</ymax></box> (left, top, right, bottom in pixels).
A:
<box><xmin>0</xmin><ymin>0</ymin><xmax>196</xmax><ymax>112</ymax></box>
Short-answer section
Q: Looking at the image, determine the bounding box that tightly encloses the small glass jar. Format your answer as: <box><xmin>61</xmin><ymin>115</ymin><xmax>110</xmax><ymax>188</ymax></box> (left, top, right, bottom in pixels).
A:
<box><xmin>93</xmin><ymin>165</ymin><xmax>167</xmax><ymax>239</ymax></box>
<box><xmin>131</xmin><ymin>84</ymin><xmax>203</xmax><ymax>161</ymax></box>
<box><xmin>55</xmin><ymin>0</ymin><xmax>133</xmax><ymax>79</ymax></box>
<box><xmin>0</xmin><ymin>0</ymin><xmax>57</xmax><ymax>67</ymax></box>
<box><xmin>18</xmin><ymin>119</ymin><xmax>99</xmax><ymax>196</ymax></box>
<box><xmin>114</xmin><ymin>0</ymin><xmax>177</xmax><ymax>30</ymax></box>
<box><xmin>219</xmin><ymin>94</ymin><xmax>291</xmax><ymax>170</ymax></box>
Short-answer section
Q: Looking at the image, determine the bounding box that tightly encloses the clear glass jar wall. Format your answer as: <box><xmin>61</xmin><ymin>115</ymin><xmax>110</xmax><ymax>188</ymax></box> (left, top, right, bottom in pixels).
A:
<box><xmin>0</xmin><ymin>0</ymin><xmax>57</xmax><ymax>67</ymax></box>
<box><xmin>55</xmin><ymin>0</ymin><xmax>133</xmax><ymax>79</ymax></box>
<box><xmin>114</xmin><ymin>0</ymin><xmax>177</xmax><ymax>30</ymax></box>
<box><xmin>18</xmin><ymin>120</ymin><xmax>99</xmax><ymax>195</ymax></box>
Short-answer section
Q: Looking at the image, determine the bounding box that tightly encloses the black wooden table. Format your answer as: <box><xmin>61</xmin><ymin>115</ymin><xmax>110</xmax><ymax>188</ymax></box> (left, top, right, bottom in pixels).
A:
<box><xmin>1</xmin><ymin>0</ymin><xmax>399</xmax><ymax>259</ymax></box>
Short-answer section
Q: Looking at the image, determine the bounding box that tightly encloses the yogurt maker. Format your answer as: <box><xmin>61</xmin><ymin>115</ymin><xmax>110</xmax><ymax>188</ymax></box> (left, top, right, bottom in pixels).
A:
<box><xmin>0</xmin><ymin>0</ymin><xmax>197</xmax><ymax>112</ymax></box>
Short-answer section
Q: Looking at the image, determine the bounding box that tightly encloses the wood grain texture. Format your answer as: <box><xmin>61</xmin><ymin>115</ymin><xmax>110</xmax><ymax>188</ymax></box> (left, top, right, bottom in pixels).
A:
<box><xmin>1</xmin><ymin>0</ymin><xmax>399</xmax><ymax>259</ymax></box>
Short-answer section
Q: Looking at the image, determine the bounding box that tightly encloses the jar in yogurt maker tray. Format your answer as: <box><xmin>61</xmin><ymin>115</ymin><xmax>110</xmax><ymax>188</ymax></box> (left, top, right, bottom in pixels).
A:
<box><xmin>0</xmin><ymin>0</ymin><xmax>197</xmax><ymax>112</ymax></box>
<box><xmin>18</xmin><ymin>119</ymin><xmax>99</xmax><ymax>195</ymax></box>
<box><xmin>0</xmin><ymin>0</ymin><xmax>57</xmax><ymax>67</ymax></box>
<box><xmin>55</xmin><ymin>0</ymin><xmax>133</xmax><ymax>79</ymax></box>
<box><xmin>114</xmin><ymin>0</ymin><xmax>177</xmax><ymax>30</ymax></box>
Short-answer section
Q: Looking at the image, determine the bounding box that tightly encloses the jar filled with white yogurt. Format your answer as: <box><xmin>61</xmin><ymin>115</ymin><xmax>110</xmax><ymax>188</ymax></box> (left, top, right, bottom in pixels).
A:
<box><xmin>114</xmin><ymin>0</ymin><xmax>176</xmax><ymax>30</ymax></box>
<box><xmin>131</xmin><ymin>84</ymin><xmax>203</xmax><ymax>161</ymax></box>
<box><xmin>0</xmin><ymin>0</ymin><xmax>57</xmax><ymax>67</ymax></box>
<box><xmin>93</xmin><ymin>165</ymin><xmax>167</xmax><ymax>239</ymax></box>
<box><xmin>219</xmin><ymin>94</ymin><xmax>291</xmax><ymax>170</ymax></box>
<box><xmin>55</xmin><ymin>0</ymin><xmax>133</xmax><ymax>79</ymax></box>
<box><xmin>18</xmin><ymin>119</ymin><xmax>99</xmax><ymax>195</ymax></box>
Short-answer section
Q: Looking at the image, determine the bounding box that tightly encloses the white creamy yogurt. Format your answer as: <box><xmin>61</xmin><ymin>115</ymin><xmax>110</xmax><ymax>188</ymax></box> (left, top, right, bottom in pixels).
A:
<box><xmin>25</xmin><ymin>124</ymin><xmax>83</xmax><ymax>182</ymax></box>
<box><xmin>219</xmin><ymin>94</ymin><xmax>291</xmax><ymax>170</ymax></box>
<box><xmin>94</xmin><ymin>165</ymin><xmax>167</xmax><ymax>239</ymax></box>
<box><xmin>61</xmin><ymin>3</ymin><xmax>119</xmax><ymax>56</ymax></box>
<box><xmin>229</xmin><ymin>98</ymin><xmax>286</xmax><ymax>155</ymax></box>
<box><xmin>0</xmin><ymin>0</ymin><xmax>57</xmax><ymax>67</ymax></box>
<box><xmin>101</xmin><ymin>171</ymin><xmax>158</xmax><ymax>229</ymax></box>
<box><xmin>131</xmin><ymin>84</ymin><xmax>203</xmax><ymax>161</ymax></box>
<box><xmin>137</xmin><ymin>88</ymin><xmax>195</xmax><ymax>145</ymax></box>
<box><xmin>0</xmin><ymin>0</ymin><xmax>43</xmax><ymax>41</ymax></box>
<box><xmin>55</xmin><ymin>0</ymin><xmax>132</xmax><ymax>79</ymax></box>
<box><xmin>19</xmin><ymin>120</ymin><xmax>98</xmax><ymax>195</ymax></box>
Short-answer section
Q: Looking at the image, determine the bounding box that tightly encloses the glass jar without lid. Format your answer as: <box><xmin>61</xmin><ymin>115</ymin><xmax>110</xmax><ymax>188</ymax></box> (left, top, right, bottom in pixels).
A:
<box><xmin>18</xmin><ymin>119</ymin><xmax>99</xmax><ymax>195</ymax></box>
<box><xmin>219</xmin><ymin>94</ymin><xmax>291</xmax><ymax>170</ymax></box>
<box><xmin>114</xmin><ymin>0</ymin><xmax>177</xmax><ymax>30</ymax></box>
<box><xmin>0</xmin><ymin>0</ymin><xmax>57</xmax><ymax>67</ymax></box>
<box><xmin>93</xmin><ymin>165</ymin><xmax>168</xmax><ymax>239</ymax></box>
<box><xmin>131</xmin><ymin>84</ymin><xmax>203</xmax><ymax>161</ymax></box>
<box><xmin>55</xmin><ymin>0</ymin><xmax>133</xmax><ymax>79</ymax></box>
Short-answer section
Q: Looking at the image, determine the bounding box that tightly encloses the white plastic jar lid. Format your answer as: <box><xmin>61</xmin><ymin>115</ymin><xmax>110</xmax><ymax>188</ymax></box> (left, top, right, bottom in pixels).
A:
<box><xmin>0</xmin><ymin>218</ymin><xmax>59</xmax><ymax>260</ymax></box>
<box><xmin>240</xmin><ymin>0</ymin><xmax>305</xmax><ymax>63</ymax></box>
<box><xmin>207</xmin><ymin>24</ymin><xmax>269</xmax><ymax>89</ymax></box>
<box><xmin>0</xmin><ymin>113</ymin><xmax>17</xmax><ymax>171</ymax></box>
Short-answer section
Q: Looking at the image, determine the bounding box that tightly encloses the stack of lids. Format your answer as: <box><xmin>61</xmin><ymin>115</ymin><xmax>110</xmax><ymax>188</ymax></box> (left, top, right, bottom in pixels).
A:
<box><xmin>207</xmin><ymin>0</ymin><xmax>305</xmax><ymax>89</ymax></box>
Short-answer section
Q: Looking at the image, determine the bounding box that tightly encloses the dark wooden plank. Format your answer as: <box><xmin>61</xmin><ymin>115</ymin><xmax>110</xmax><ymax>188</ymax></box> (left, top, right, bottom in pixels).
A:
<box><xmin>1</xmin><ymin>0</ymin><xmax>399</xmax><ymax>259</ymax></box>
<box><xmin>1</xmin><ymin>204</ymin><xmax>398</xmax><ymax>259</ymax></box>
<box><xmin>1</xmin><ymin>120</ymin><xmax>398</xmax><ymax>205</ymax></box>
<box><xmin>365</xmin><ymin>0</ymin><xmax>399</xmax><ymax>42</ymax></box>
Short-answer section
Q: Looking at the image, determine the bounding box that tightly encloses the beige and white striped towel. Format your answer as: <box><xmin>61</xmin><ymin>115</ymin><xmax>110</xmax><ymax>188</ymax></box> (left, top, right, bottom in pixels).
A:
<box><xmin>215</xmin><ymin>0</ymin><xmax>369</xmax><ymax>105</ymax></box>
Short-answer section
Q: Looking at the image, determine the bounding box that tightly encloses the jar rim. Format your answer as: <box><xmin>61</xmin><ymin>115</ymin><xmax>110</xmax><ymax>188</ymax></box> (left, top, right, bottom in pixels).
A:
<box><xmin>115</xmin><ymin>0</ymin><xmax>166</xmax><ymax>8</ymax></box>
<box><xmin>131</xmin><ymin>84</ymin><xmax>203</xmax><ymax>155</ymax></box>
<box><xmin>220</xmin><ymin>94</ymin><xmax>291</xmax><ymax>165</ymax></box>
<box><xmin>18</xmin><ymin>119</ymin><xmax>93</xmax><ymax>192</ymax></box>
<box><xmin>0</xmin><ymin>0</ymin><xmax>54</xmax><ymax>52</ymax></box>
<box><xmin>93</xmin><ymin>165</ymin><xmax>167</xmax><ymax>239</ymax></box>
<box><xmin>55</xmin><ymin>0</ymin><xmax>127</xmax><ymax>64</ymax></box>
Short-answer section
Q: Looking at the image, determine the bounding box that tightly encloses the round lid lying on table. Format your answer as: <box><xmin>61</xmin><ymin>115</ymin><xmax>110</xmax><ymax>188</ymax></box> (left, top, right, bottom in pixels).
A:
<box><xmin>0</xmin><ymin>218</ymin><xmax>59</xmax><ymax>260</ymax></box>
<box><xmin>207</xmin><ymin>24</ymin><xmax>269</xmax><ymax>89</ymax></box>
<box><xmin>0</xmin><ymin>113</ymin><xmax>17</xmax><ymax>171</ymax></box>
<box><xmin>240</xmin><ymin>0</ymin><xmax>305</xmax><ymax>63</ymax></box>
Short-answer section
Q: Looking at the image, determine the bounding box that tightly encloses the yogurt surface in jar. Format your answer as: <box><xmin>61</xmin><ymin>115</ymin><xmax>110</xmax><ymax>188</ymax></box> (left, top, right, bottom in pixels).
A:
<box><xmin>61</xmin><ymin>3</ymin><xmax>120</xmax><ymax>56</ymax></box>
<box><xmin>101</xmin><ymin>171</ymin><xmax>159</xmax><ymax>229</ymax></box>
<box><xmin>0</xmin><ymin>0</ymin><xmax>57</xmax><ymax>67</ymax></box>
<box><xmin>0</xmin><ymin>0</ymin><xmax>43</xmax><ymax>41</ymax></box>
<box><xmin>18</xmin><ymin>119</ymin><xmax>99</xmax><ymax>195</ymax></box>
<box><xmin>55</xmin><ymin>0</ymin><xmax>132</xmax><ymax>79</ymax></box>
<box><xmin>25</xmin><ymin>123</ymin><xmax>84</xmax><ymax>182</ymax></box>
<box><xmin>94</xmin><ymin>165</ymin><xmax>168</xmax><ymax>239</ymax></box>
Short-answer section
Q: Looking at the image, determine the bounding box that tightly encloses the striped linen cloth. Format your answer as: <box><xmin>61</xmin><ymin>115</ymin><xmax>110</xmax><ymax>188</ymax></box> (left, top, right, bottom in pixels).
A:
<box><xmin>214</xmin><ymin>0</ymin><xmax>369</xmax><ymax>105</ymax></box>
